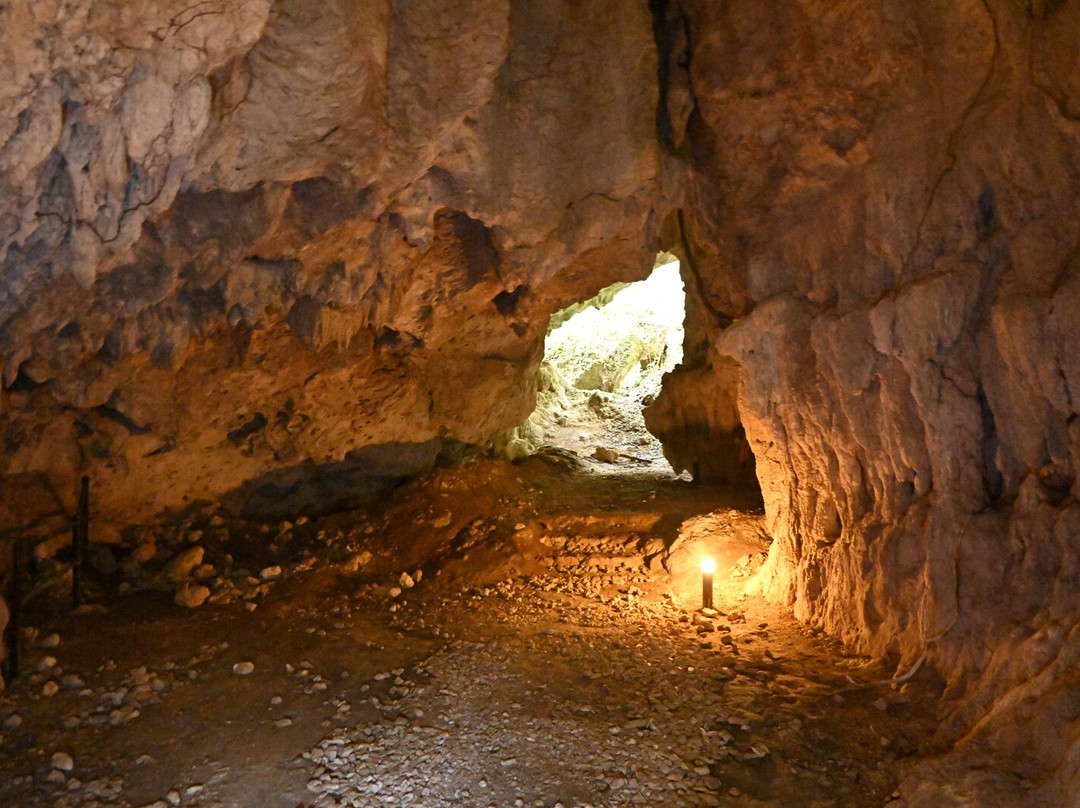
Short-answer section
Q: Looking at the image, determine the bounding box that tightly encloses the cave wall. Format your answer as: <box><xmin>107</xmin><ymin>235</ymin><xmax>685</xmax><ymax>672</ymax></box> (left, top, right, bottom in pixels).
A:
<box><xmin>674</xmin><ymin>0</ymin><xmax>1080</xmax><ymax>803</ymax></box>
<box><xmin>3</xmin><ymin>0</ymin><xmax>1079</xmax><ymax>801</ymax></box>
<box><xmin>643</xmin><ymin>256</ymin><xmax>757</xmax><ymax>487</ymax></box>
<box><xmin>0</xmin><ymin>0</ymin><xmax>672</xmax><ymax>525</ymax></box>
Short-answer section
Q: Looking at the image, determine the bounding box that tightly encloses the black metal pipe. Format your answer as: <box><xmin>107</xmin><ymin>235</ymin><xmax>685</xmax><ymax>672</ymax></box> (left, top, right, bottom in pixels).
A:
<box><xmin>5</xmin><ymin>539</ymin><xmax>24</xmax><ymax>682</ymax></box>
<box><xmin>72</xmin><ymin>475</ymin><xmax>89</xmax><ymax>609</ymax></box>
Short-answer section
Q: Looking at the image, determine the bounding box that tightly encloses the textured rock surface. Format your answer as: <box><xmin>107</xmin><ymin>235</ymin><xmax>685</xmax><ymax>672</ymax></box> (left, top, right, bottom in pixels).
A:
<box><xmin>2</xmin><ymin>0</ymin><xmax>1079</xmax><ymax>803</ymax></box>
<box><xmin>0</xmin><ymin>0</ymin><xmax>668</xmax><ymax>522</ymax></box>
<box><xmin>675</xmin><ymin>0</ymin><xmax>1080</xmax><ymax>803</ymax></box>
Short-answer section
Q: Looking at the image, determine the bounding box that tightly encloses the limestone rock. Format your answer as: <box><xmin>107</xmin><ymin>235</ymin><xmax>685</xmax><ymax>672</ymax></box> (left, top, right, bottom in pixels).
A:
<box><xmin>0</xmin><ymin>0</ymin><xmax>664</xmax><ymax>528</ymax></box>
<box><xmin>678</xmin><ymin>1</ymin><xmax>1080</xmax><ymax>802</ymax></box>
<box><xmin>0</xmin><ymin>1</ymin><xmax>1075</xmax><ymax>802</ymax></box>
<box><xmin>174</xmin><ymin>584</ymin><xmax>210</xmax><ymax>609</ymax></box>
<box><xmin>132</xmin><ymin>543</ymin><xmax>157</xmax><ymax>564</ymax></box>
<box><xmin>643</xmin><ymin>358</ymin><xmax>755</xmax><ymax>486</ymax></box>
<box><xmin>163</xmin><ymin>547</ymin><xmax>204</xmax><ymax>583</ymax></box>
<box><xmin>591</xmin><ymin>447</ymin><xmax>619</xmax><ymax>464</ymax></box>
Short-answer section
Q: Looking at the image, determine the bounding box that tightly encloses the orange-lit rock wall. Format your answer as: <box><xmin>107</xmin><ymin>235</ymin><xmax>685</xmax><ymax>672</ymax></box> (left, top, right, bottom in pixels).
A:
<box><xmin>0</xmin><ymin>0</ymin><xmax>669</xmax><ymax>521</ymax></box>
<box><xmin>676</xmin><ymin>1</ymin><xmax>1080</xmax><ymax>803</ymax></box>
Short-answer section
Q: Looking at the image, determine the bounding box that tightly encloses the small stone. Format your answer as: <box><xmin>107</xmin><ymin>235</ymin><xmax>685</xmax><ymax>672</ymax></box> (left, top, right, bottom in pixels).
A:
<box><xmin>174</xmin><ymin>584</ymin><xmax>210</xmax><ymax>609</ymax></box>
<box><xmin>39</xmin><ymin>633</ymin><xmax>61</xmax><ymax>649</ymax></box>
<box><xmin>259</xmin><ymin>566</ymin><xmax>282</xmax><ymax>580</ymax></box>
<box><xmin>166</xmin><ymin>790</ymin><xmax>182</xmax><ymax>805</ymax></box>
<box><xmin>592</xmin><ymin>446</ymin><xmax>619</xmax><ymax>463</ymax></box>
<box><xmin>42</xmin><ymin>680</ymin><xmax>60</xmax><ymax>697</ymax></box>
<box><xmin>163</xmin><ymin>547</ymin><xmax>204</xmax><ymax>582</ymax></box>
<box><xmin>3</xmin><ymin>713</ymin><xmax>23</xmax><ymax>729</ymax></box>
<box><xmin>399</xmin><ymin>572</ymin><xmax>415</xmax><ymax>589</ymax></box>
<box><xmin>233</xmin><ymin>661</ymin><xmax>255</xmax><ymax>676</ymax></box>
<box><xmin>52</xmin><ymin>751</ymin><xmax>74</xmax><ymax>771</ymax></box>
<box><xmin>389</xmin><ymin>586</ymin><xmax>402</xmax><ymax>598</ymax></box>
<box><xmin>274</xmin><ymin>717</ymin><xmax>293</xmax><ymax>728</ymax></box>
<box><xmin>132</xmin><ymin>543</ymin><xmax>157</xmax><ymax>563</ymax></box>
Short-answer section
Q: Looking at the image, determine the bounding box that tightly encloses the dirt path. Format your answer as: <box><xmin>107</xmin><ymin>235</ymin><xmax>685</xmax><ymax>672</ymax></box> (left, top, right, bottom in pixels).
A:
<box><xmin>0</xmin><ymin>458</ymin><xmax>939</xmax><ymax>808</ymax></box>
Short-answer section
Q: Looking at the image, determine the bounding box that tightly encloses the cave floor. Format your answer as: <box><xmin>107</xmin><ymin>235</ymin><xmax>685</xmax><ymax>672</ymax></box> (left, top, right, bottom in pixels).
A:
<box><xmin>0</xmin><ymin>457</ymin><xmax>940</xmax><ymax>808</ymax></box>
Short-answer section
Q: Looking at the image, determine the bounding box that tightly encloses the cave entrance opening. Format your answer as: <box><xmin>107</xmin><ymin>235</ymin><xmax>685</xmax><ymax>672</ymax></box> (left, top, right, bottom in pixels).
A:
<box><xmin>522</xmin><ymin>254</ymin><xmax>686</xmax><ymax>475</ymax></box>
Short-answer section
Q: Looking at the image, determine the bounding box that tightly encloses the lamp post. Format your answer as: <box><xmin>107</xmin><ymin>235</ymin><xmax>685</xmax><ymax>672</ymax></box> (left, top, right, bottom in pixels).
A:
<box><xmin>701</xmin><ymin>557</ymin><xmax>715</xmax><ymax>610</ymax></box>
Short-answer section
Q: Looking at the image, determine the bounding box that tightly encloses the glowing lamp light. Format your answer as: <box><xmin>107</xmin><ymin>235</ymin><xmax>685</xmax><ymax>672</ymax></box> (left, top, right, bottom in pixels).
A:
<box><xmin>701</xmin><ymin>557</ymin><xmax>715</xmax><ymax>610</ymax></box>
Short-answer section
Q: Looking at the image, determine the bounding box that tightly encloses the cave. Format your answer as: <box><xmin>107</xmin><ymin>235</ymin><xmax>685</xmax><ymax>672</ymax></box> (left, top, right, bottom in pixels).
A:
<box><xmin>512</xmin><ymin>254</ymin><xmax>689</xmax><ymax>474</ymax></box>
<box><xmin>1</xmin><ymin>2</ymin><xmax>1079</xmax><ymax>807</ymax></box>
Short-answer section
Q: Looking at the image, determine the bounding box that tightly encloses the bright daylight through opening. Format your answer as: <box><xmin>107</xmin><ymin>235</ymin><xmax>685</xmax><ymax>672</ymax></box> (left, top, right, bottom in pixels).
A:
<box><xmin>517</xmin><ymin>254</ymin><xmax>686</xmax><ymax>473</ymax></box>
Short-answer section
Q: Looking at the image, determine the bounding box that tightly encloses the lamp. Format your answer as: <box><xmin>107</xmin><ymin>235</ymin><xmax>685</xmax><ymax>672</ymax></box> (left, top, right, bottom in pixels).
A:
<box><xmin>701</xmin><ymin>557</ymin><xmax>715</xmax><ymax>610</ymax></box>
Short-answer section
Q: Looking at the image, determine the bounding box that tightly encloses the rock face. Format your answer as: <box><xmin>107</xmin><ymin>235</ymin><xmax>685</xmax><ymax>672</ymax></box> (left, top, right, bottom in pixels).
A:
<box><xmin>0</xmin><ymin>0</ymin><xmax>668</xmax><ymax>522</ymax></box>
<box><xmin>643</xmin><ymin>258</ymin><xmax>756</xmax><ymax>487</ymax></box>
<box><xmin>644</xmin><ymin>355</ymin><xmax>756</xmax><ymax>486</ymax></box>
<box><xmin>674</xmin><ymin>0</ymin><xmax>1080</xmax><ymax>803</ymax></box>
<box><xmin>2</xmin><ymin>0</ymin><xmax>1079</xmax><ymax>803</ymax></box>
